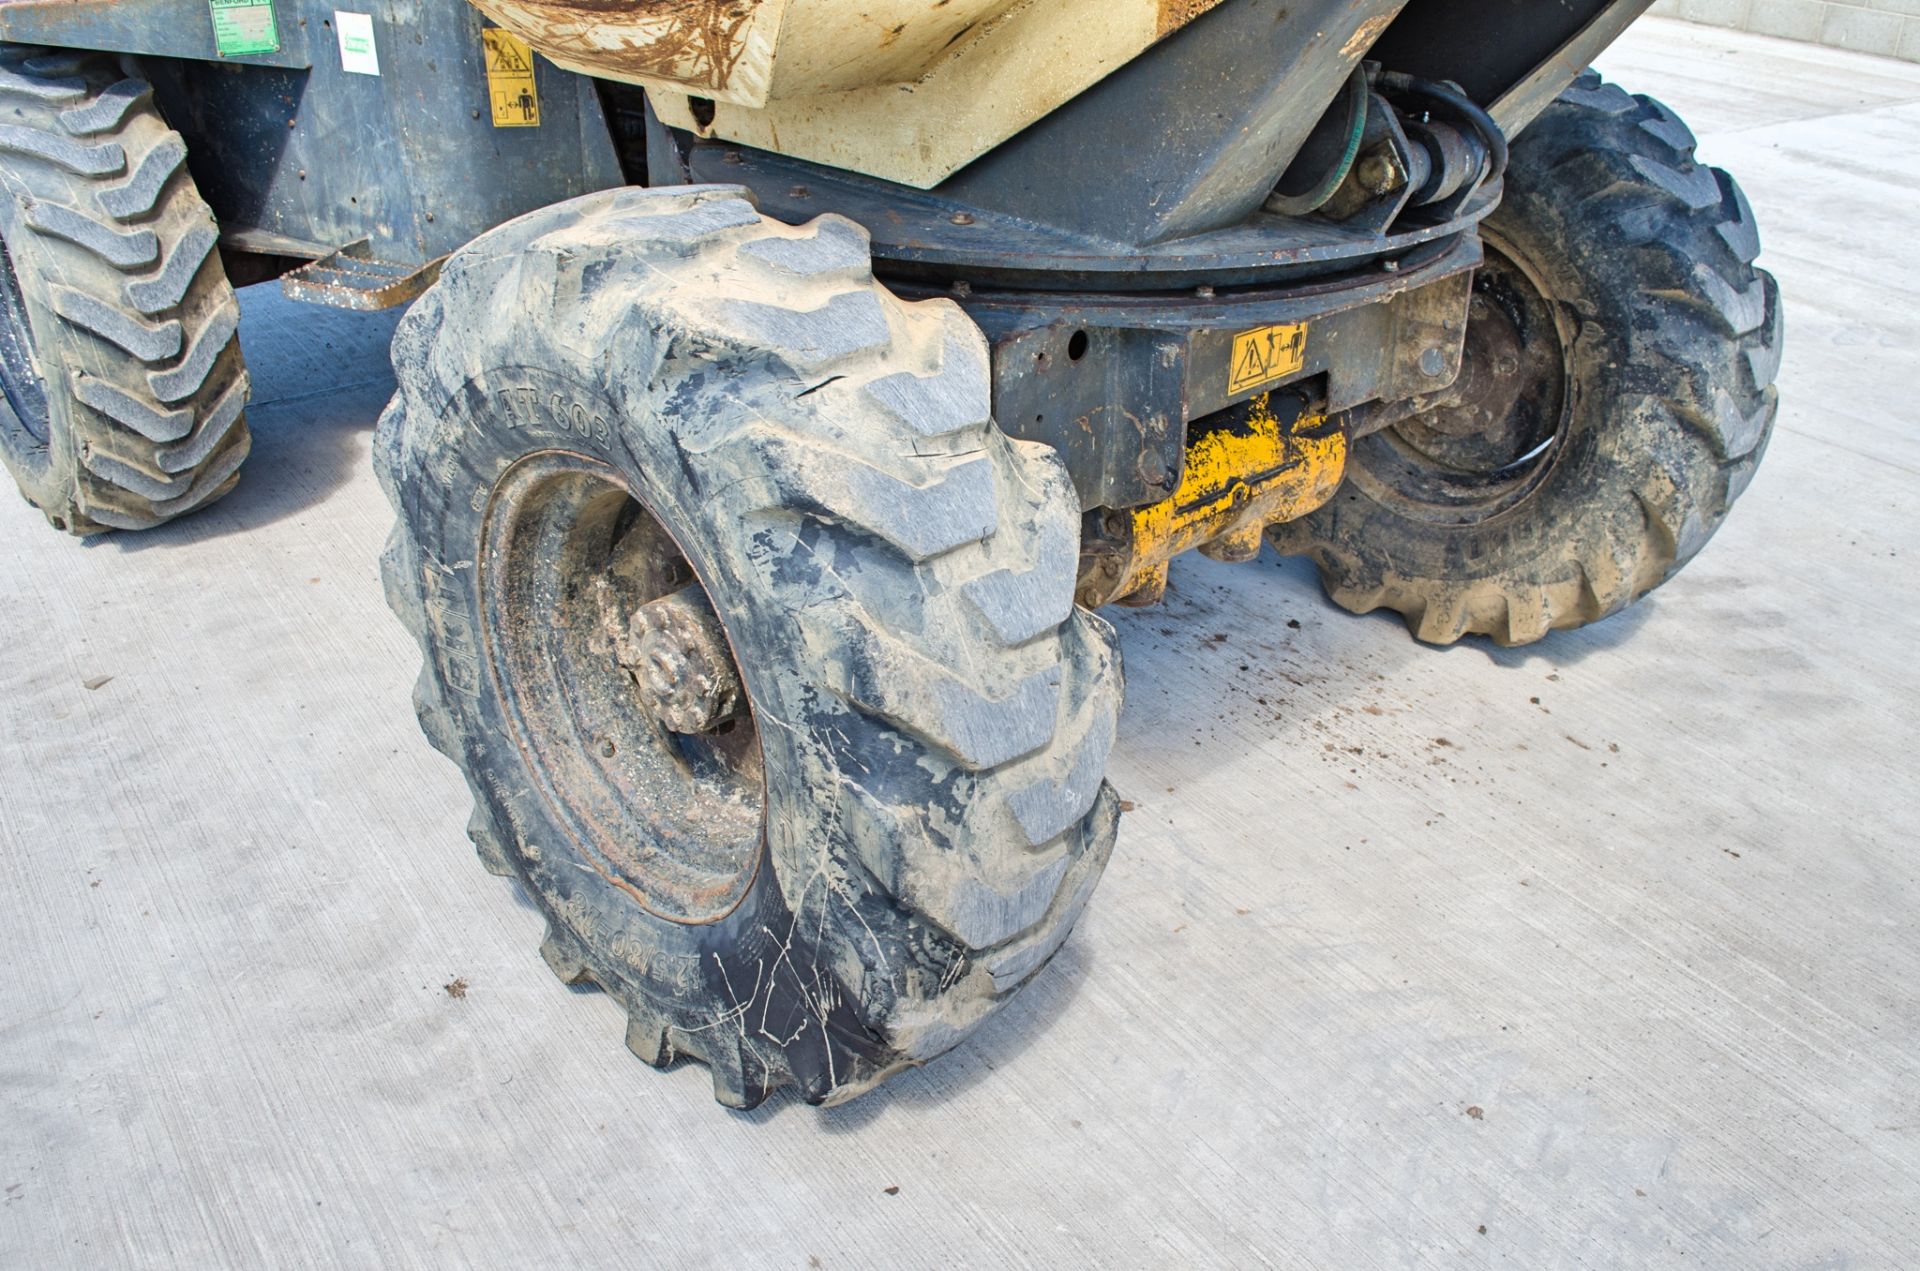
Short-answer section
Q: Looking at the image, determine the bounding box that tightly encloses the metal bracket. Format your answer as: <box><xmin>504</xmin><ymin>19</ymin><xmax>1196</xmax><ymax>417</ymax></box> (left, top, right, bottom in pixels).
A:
<box><xmin>280</xmin><ymin>241</ymin><xmax>443</xmax><ymax>312</ymax></box>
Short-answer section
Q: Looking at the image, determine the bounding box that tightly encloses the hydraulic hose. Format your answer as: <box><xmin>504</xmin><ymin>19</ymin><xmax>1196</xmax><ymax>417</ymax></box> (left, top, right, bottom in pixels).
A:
<box><xmin>1371</xmin><ymin>71</ymin><xmax>1510</xmax><ymax>194</ymax></box>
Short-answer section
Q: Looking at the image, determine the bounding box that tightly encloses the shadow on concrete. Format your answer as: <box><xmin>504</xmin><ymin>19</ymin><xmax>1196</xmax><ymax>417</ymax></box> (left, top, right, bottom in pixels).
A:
<box><xmin>84</xmin><ymin>284</ymin><xmax>406</xmax><ymax>554</ymax></box>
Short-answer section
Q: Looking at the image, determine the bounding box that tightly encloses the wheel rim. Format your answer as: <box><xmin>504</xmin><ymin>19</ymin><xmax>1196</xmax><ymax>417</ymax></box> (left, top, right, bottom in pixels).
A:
<box><xmin>1347</xmin><ymin>232</ymin><xmax>1573</xmax><ymax>525</ymax></box>
<box><xmin>0</xmin><ymin>235</ymin><xmax>52</xmax><ymax>450</ymax></box>
<box><xmin>479</xmin><ymin>451</ymin><xmax>766</xmax><ymax>924</ymax></box>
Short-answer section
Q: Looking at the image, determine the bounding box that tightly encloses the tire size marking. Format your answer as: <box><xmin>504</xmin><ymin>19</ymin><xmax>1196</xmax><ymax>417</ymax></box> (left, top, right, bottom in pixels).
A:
<box><xmin>1228</xmin><ymin>322</ymin><xmax>1308</xmax><ymax>396</ymax></box>
<box><xmin>494</xmin><ymin>385</ymin><xmax>612</xmax><ymax>444</ymax></box>
<box><xmin>422</xmin><ymin>565</ymin><xmax>483</xmax><ymax>700</ymax></box>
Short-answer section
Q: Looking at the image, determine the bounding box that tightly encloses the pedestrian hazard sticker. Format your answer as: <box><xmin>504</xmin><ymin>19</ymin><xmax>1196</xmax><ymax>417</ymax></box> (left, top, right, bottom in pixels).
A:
<box><xmin>1228</xmin><ymin>322</ymin><xmax>1308</xmax><ymax>395</ymax></box>
<box><xmin>484</xmin><ymin>29</ymin><xmax>540</xmax><ymax>128</ymax></box>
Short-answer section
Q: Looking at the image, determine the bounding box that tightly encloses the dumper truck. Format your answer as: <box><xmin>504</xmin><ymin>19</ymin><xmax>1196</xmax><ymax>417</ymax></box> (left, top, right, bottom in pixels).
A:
<box><xmin>0</xmin><ymin>0</ymin><xmax>1780</xmax><ymax>1106</ymax></box>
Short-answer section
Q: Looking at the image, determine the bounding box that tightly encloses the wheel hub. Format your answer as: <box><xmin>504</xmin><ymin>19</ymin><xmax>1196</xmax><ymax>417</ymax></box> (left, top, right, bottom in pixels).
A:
<box><xmin>1343</xmin><ymin>234</ymin><xmax>1572</xmax><ymax>525</ymax></box>
<box><xmin>605</xmin><ymin>583</ymin><xmax>744</xmax><ymax>736</ymax></box>
<box><xmin>1409</xmin><ymin>292</ymin><xmax>1529</xmax><ymax>439</ymax></box>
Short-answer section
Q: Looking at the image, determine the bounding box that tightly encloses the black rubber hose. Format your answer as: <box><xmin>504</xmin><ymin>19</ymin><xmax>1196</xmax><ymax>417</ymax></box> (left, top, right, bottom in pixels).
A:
<box><xmin>1373</xmin><ymin>71</ymin><xmax>1509</xmax><ymax>192</ymax></box>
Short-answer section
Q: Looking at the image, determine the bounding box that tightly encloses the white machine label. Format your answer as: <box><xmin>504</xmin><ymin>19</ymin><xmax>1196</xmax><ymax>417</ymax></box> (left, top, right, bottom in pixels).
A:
<box><xmin>335</xmin><ymin>11</ymin><xmax>381</xmax><ymax>76</ymax></box>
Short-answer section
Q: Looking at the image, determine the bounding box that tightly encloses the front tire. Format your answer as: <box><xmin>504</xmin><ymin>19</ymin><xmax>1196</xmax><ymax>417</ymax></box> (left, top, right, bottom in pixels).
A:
<box><xmin>1270</xmin><ymin>72</ymin><xmax>1782</xmax><ymax>645</ymax></box>
<box><xmin>376</xmin><ymin>186</ymin><xmax>1122</xmax><ymax>1107</ymax></box>
<box><xmin>0</xmin><ymin>46</ymin><xmax>251</xmax><ymax>533</ymax></box>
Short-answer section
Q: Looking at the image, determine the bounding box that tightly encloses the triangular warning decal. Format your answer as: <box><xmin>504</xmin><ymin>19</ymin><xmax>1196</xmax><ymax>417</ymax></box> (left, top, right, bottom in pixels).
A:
<box><xmin>489</xmin><ymin>40</ymin><xmax>532</xmax><ymax>74</ymax></box>
<box><xmin>1228</xmin><ymin>322</ymin><xmax>1308</xmax><ymax>395</ymax></box>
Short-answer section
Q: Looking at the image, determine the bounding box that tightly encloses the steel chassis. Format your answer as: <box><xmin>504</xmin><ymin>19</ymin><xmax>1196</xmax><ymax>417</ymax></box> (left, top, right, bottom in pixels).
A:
<box><xmin>0</xmin><ymin>0</ymin><xmax>1652</xmax><ymax>593</ymax></box>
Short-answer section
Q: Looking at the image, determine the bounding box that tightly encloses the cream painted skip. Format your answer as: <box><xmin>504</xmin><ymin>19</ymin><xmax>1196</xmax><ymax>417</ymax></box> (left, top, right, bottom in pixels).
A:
<box><xmin>460</xmin><ymin>0</ymin><xmax>1308</xmax><ymax>188</ymax></box>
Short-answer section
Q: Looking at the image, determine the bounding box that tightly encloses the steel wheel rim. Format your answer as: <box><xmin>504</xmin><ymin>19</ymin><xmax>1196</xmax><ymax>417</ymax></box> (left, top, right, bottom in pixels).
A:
<box><xmin>478</xmin><ymin>451</ymin><xmax>766</xmax><ymax>925</ymax></box>
<box><xmin>1346</xmin><ymin>231</ymin><xmax>1574</xmax><ymax>526</ymax></box>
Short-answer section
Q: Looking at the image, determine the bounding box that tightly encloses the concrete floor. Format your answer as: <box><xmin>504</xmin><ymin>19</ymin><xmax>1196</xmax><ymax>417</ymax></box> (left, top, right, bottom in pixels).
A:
<box><xmin>3</xmin><ymin>19</ymin><xmax>1917</xmax><ymax>1269</ymax></box>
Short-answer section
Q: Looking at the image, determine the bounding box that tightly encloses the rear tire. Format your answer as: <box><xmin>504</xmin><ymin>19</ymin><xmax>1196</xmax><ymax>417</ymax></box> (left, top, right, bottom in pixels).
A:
<box><xmin>0</xmin><ymin>46</ymin><xmax>251</xmax><ymax>534</ymax></box>
<box><xmin>376</xmin><ymin>186</ymin><xmax>1122</xmax><ymax>1107</ymax></box>
<box><xmin>1270</xmin><ymin>72</ymin><xmax>1781</xmax><ymax>645</ymax></box>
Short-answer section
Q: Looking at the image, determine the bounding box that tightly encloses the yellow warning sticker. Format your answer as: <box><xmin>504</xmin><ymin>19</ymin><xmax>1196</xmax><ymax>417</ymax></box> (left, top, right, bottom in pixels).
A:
<box><xmin>1228</xmin><ymin>322</ymin><xmax>1308</xmax><ymax>395</ymax></box>
<box><xmin>483</xmin><ymin>29</ymin><xmax>540</xmax><ymax>128</ymax></box>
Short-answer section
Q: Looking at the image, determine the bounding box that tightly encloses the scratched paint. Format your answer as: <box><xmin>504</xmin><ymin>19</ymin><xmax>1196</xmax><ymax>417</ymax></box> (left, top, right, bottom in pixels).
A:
<box><xmin>469</xmin><ymin>0</ymin><xmax>1247</xmax><ymax>185</ymax></box>
<box><xmin>1155</xmin><ymin>0</ymin><xmax>1227</xmax><ymax>39</ymax></box>
<box><xmin>470</xmin><ymin>0</ymin><xmax>770</xmax><ymax>96</ymax></box>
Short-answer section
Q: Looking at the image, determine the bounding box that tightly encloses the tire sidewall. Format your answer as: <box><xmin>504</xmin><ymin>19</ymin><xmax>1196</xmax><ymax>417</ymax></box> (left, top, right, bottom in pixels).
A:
<box><xmin>387</xmin><ymin>281</ymin><xmax>884</xmax><ymax>1074</ymax></box>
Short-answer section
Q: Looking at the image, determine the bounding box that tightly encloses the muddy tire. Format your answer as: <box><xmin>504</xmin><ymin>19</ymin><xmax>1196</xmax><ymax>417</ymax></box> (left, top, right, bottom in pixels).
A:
<box><xmin>376</xmin><ymin>185</ymin><xmax>1122</xmax><ymax>1108</ymax></box>
<box><xmin>0</xmin><ymin>46</ymin><xmax>251</xmax><ymax>534</ymax></box>
<box><xmin>1269</xmin><ymin>72</ymin><xmax>1781</xmax><ymax>645</ymax></box>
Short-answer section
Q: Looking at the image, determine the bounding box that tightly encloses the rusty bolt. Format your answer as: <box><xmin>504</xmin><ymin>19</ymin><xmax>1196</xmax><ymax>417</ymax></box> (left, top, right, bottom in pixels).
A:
<box><xmin>722</xmin><ymin>151</ymin><xmax>744</xmax><ymax>165</ymax></box>
<box><xmin>1137</xmin><ymin>451</ymin><xmax>1175</xmax><ymax>491</ymax></box>
<box><xmin>950</xmin><ymin>212</ymin><xmax>975</xmax><ymax>226</ymax></box>
<box><xmin>788</xmin><ymin>185</ymin><xmax>810</xmax><ymax>199</ymax></box>
<box><xmin>1354</xmin><ymin>151</ymin><xmax>1403</xmax><ymax>195</ymax></box>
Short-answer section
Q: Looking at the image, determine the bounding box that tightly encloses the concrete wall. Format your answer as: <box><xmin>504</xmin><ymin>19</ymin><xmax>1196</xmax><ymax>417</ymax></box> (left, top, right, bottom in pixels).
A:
<box><xmin>1650</xmin><ymin>0</ymin><xmax>1920</xmax><ymax>61</ymax></box>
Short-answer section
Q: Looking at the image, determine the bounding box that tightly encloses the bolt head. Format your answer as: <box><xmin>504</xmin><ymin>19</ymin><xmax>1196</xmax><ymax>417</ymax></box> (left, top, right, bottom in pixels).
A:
<box><xmin>1356</xmin><ymin>152</ymin><xmax>1402</xmax><ymax>195</ymax></box>
<box><xmin>1137</xmin><ymin>451</ymin><xmax>1174</xmax><ymax>490</ymax></box>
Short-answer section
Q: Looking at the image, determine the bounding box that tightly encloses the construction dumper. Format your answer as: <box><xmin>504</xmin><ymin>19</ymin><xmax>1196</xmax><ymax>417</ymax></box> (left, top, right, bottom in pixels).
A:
<box><xmin>0</xmin><ymin>0</ymin><xmax>1778</xmax><ymax>1106</ymax></box>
